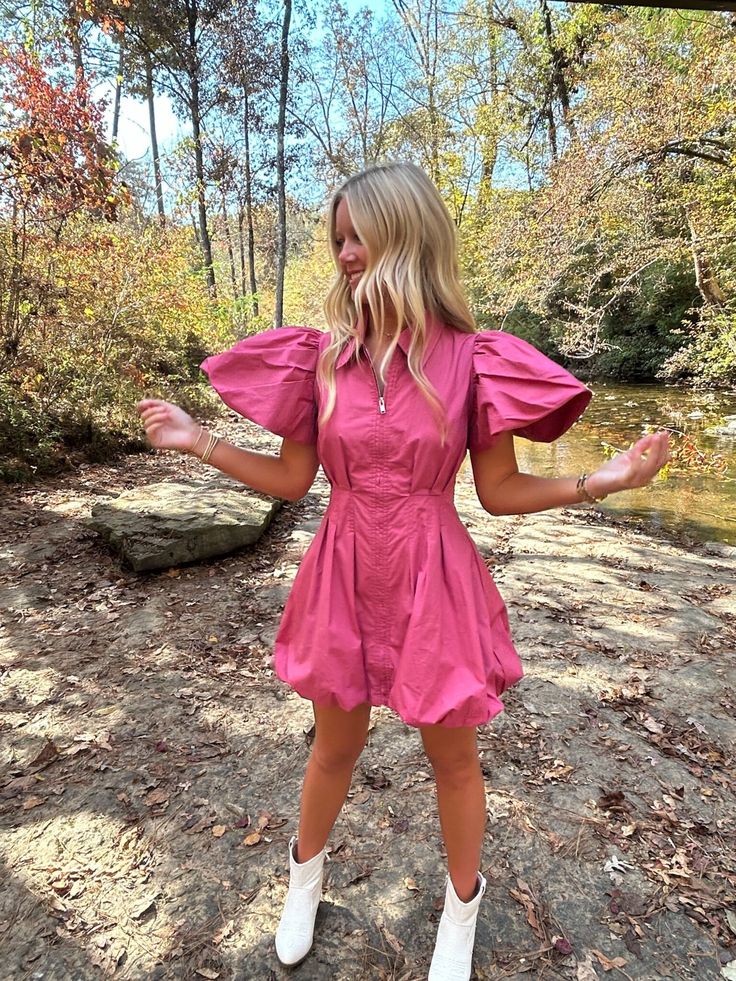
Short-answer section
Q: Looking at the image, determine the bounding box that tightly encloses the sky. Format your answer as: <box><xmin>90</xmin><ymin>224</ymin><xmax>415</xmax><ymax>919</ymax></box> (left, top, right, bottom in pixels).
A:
<box><xmin>102</xmin><ymin>89</ymin><xmax>181</xmax><ymax>163</ymax></box>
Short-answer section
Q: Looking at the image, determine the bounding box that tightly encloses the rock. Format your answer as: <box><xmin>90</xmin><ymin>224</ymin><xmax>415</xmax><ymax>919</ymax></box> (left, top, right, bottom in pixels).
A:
<box><xmin>0</xmin><ymin>582</ymin><xmax>53</xmax><ymax>611</ymax></box>
<box><xmin>705</xmin><ymin>414</ymin><xmax>736</xmax><ymax>437</ymax></box>
<box><xmin>704</xmin><ymin>540</ymin><xmax>736</xmax><ymax>559</ymax></box>
<box><xmin>86</xmin><ymin>481</ymin><xmax>281</xmax><ymax>572</ymax></box>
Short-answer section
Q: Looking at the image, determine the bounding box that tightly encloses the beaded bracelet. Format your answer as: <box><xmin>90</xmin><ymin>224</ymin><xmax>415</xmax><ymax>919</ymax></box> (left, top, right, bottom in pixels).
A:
<box><xmin>576</xmin><ymin>473</ymin><xmax>607</xmax><ymax>504</ymax></box>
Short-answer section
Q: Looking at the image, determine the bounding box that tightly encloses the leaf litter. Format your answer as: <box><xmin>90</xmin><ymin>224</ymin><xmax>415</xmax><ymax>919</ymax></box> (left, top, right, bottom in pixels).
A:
<box><xmin>0</xmin><ymin>419</ymin><xmax>734</xmax><ymax>978</ymax></box>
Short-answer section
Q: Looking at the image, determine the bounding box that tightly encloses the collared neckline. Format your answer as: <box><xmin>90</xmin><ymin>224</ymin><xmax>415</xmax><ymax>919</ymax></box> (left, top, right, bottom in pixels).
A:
<box><xmin>335</xmin><ymin>312</ymin><xmax>444</xmax><ymax>369</ymax></box>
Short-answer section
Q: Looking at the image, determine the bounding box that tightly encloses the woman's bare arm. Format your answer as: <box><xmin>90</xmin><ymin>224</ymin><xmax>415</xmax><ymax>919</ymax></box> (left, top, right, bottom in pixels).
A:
<box><xmin>471</xmin><ymin>430</ymin><xmax>670</xmax><ymax>516</ymax></box>
<box><xmin>137</xmin><ymin>398</ymin><xmax>319</xmax><ymax>501</ymax></box>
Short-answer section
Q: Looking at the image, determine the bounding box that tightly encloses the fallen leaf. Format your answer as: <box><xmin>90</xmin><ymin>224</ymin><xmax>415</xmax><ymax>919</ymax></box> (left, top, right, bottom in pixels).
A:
<box><xmin>591</xmin><ymin>948</ymin><xmax>627</xmax><ymax>971</ymax></box>
<box><xmin>131</xmin><ymin>897</ymin><xmax>157</xmax><ymax>920</ymax></box>
<box><xmin>1</xmin><ymin>774</ymin><xmax>37</xmax><ymax>797</ymax></box>
<box><xmin>145</xmin><ymin>789</ymin><xmax>169</xmax><ymax>807</ymax></box>
<box><xmin>642</xmin><ymin>715</ymin><xmax>664</xmax><ymax>734</ymax></box>
<box><xmin>243</xmin><ymin>832</ymin><xmax>261</xmax><ymax>846</ymax></box>
<box><xmin>403</xmin><ymin>876</ymin><xmax>419</xmax><ymax>891</ymax></box>
<box><xmin>96</xmin><ymin>731</ymin><xmax>113</xmax><ymax>751</ymax></box>
<box><xmin>576</xmin><ymin>953</ymin><xmax>600</xmax><ymax>980</ymax></box>
<box><xmin>212</xmin><ymin>825</ymin><xmax>227</xmax><ymax>838</ymax></box>
<box><xmin>195</xmin><ymin>968</ymin><xmax>219</xmax><ymax>979</ymax></box>
<box><xmin>603</xmin><ymin>856</ymin><xmax>635</xmax><ymax>875</ymax></box>
<box><xmin>187</xmin><ymin>815</ymin><xmax>216</xmax><ymax>834</ymax></box>
<box><xmin>212</xmin><ymin>920</ymin><xmax>233</xmax><ymax>945</ymax></box>
<box><xmin>22</xmin><ymin>796</ymin><xmax>46</xmax><ymax>810</ymax></box>
<box><xmin>31</xmin><ymin>740</ymin><xmax>60</xmax><ymax>766</ymax></box>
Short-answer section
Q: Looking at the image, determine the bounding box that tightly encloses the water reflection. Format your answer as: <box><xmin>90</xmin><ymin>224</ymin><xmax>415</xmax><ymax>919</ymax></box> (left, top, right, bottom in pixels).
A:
<box><xmin>485</xmin><ymin>384</ymin><xmax>735</xmax><ymax>546</ymax></box>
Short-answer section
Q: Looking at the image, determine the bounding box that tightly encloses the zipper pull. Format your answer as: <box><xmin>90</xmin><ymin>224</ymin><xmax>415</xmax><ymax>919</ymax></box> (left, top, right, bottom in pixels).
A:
<box><xmin>378</xmin><ymin>395</ymin><xmax>386</xmax><ymax>414</ymax></box>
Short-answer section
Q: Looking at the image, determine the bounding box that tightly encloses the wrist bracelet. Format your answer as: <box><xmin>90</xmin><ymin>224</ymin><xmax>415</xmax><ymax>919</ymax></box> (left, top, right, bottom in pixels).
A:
<box><xmin>189</xmin><ymin>426</ymin><xmax>207</xmax><ymax>456</ymax></box>
<box><xmin>201</xmin><ymin>433</ymin><xmax>220</xmax><ymax>464</ymax></box>
<box><xmin>577</xmin><ymin>473</ymin><xmax>607</xmax><ymax>504</ymax></box>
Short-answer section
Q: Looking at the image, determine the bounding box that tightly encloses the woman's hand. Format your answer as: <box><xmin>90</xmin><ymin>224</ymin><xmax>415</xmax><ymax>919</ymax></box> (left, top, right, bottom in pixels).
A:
<box><xmin>137</xmin><ymin>398</ymin><xmax>200</xmax><ymax>453</ymax></box>
<box><xmin>586</xmin><ymin>430</ymin><xmax>671</xmax><ymax>499</ymax></box>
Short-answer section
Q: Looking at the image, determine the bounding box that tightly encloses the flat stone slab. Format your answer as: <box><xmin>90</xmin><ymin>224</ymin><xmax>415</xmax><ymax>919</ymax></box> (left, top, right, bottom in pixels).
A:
<box><xmin>87</xmin><ymin>481</ymin><xmax>282</xmax><ymax>571</ymax></box>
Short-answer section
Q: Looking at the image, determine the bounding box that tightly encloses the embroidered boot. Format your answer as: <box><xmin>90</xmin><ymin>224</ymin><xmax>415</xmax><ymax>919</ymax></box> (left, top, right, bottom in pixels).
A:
<box><xmin>274</xmin><ymin>836</ymin><xmax>327</xmax><ymax>966</ymax></box>
<box><xmin>428</xmin><ymin>872</ymin><xmax>487</xmax><ymax>981</ymax></box>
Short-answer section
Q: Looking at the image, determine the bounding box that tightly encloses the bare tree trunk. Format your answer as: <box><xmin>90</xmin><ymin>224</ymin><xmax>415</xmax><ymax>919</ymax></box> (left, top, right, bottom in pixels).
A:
<box><xmin>546</xmin><ymin>105</ymin><xmax>558</xmax><ymax>162</ymax></box>
<box><xmin>540</xmin><ymin>0</ymin><xmax>577</xmax><ymax>144</ymax></box>
<box><xmin>274</xmin><ymin>0</ymin><xmax>291</xmax><ymax>328</ymax></box>
<box><xmin>221</xmin><ymin>194</ymin><xmax>239</xmax><ymax>300</ymax></box>
<box><xmin>187</xmin><ymin>0</ymin><xmax>216</xmax><ymax>294</ymax></box>
<box><xmin>477</xmin><ymin>2</ymin><xmax>500</xmax><ymax>208</ymax></box>
<box><xmin>145</xmin><ymin>51</ymin><xmax>165</xmax><ymax>220</ymax></box>
<box><xmin>243</xmin><ymin>87</ymin><xmax>258</xmax><ymax>315</ymax></box>
<box><xmin>685</xmin><ymin>203</ymin><xmax>726</xmax><ymax>308</ymax></box>
<box><xmin>112</xmin><ymin>41</ymin><xmax>124</xmax><ymax>143</ymax></box>
<box><xmin>237</xmin><ymin>205</ymin><xmax>247</xmax><ymax>297</ymax></box>
<box><xmin>67</xmin><ymin>2</ymin><xmax>84</xmax><ymax>76</ymax></box>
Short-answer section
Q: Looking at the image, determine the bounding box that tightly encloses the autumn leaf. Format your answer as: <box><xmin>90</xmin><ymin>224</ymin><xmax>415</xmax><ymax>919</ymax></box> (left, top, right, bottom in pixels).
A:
<box><xmin>591</xmin><ymin>949</ymin><xmax>628</xmax><ymax>972</ymax></box>
<box><xmin>21</xmin><ymin>796</ymin><xmax>46</xmax><ymax>810</ymax></box>
<box><xmin>145</xmin><ymin>788</ymin><xmax>169</xmax><ymax>807</ymax></box>
<box><xmin>30</xmin><ymin>740</ymin><xmax>60</xmax><ymax>766</ymax></box>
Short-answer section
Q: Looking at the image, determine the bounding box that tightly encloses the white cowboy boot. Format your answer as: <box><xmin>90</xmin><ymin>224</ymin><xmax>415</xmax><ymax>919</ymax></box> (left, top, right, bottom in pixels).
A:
<box><xmin>274</xmin><ymin>836</ymin><xmax>327</xmax><ymax>966</ymax></box>
<box><xmin>428</xmin><ymin>872</ymin><xmax>487</xmax><ymax>981</ymax></box>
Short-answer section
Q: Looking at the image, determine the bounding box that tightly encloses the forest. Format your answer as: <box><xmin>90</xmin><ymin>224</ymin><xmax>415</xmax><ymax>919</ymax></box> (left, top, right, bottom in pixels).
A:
<box><xmin>1</xmin><ymin>0</ymin><xmax>735</xmax><ymax>480</ymax></box>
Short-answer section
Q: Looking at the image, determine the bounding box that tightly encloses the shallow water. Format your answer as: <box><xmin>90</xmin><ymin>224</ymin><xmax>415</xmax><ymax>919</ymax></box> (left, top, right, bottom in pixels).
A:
<box><xmin>484</xmin><ymin>383</ymin><xmax>736</xmax><ymax>546</ymax></box>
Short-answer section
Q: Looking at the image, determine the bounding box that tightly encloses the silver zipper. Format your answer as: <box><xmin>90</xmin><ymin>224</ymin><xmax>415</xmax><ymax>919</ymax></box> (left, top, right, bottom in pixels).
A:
<box><xmin>366</xmin><ymin>351</ymin><xmax>387</xmax><ymax>414</ymax></box>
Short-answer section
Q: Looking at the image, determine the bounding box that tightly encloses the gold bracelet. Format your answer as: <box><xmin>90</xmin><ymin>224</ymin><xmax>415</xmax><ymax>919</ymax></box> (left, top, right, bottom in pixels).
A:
<box><xmin>577</xmin><ymin>473</ymin><xmax>606</xmax><ymax>504</ymax></box>
<box><xmin>189</xmin><ymin>426</ymin><xmax>207</xmax><ymax>456</ymax></box>
<box><xmin>201</xmin><ymin>434</ymin><xmax>219</xmax><ymax>464</ymax></box>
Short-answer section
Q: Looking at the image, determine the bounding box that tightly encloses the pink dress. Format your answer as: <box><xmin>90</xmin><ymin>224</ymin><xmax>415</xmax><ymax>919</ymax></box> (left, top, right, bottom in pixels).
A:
<box><xmin>201</xmin><ymin>317</ymin><xmax>591</xmax><ymax>728</ymax></box>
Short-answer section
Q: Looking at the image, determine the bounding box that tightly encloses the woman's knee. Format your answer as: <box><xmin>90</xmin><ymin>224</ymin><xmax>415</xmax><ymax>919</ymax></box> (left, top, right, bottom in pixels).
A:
<box><xmin>311</xmin><ymin>735</ymin><xmax>365</xmax><ymax>774</ymax></box>
<box><xmin>421</xmin><ymin>726</ymin><xmax>481</xmax><ymax>782</ymax></box>
<box><xmin>310</xmin><ymin>702</ymin><xmax>370</xmax><ymax>774</ymax></box>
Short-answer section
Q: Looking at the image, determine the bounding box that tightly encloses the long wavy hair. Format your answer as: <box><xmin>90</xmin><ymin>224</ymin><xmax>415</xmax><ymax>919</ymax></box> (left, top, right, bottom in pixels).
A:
<box><xmin>316</xmin><ymin>162</ymin><xmax>476</xmax><ymax>436</ymax></box>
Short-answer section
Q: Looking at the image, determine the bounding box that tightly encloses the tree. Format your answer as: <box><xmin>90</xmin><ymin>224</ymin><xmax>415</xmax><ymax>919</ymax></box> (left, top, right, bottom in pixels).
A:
<box><xmin>0</xmin><ymin>43</ymin><xmax>123</xmax><ymax>368</ymax></box>
<box><xmin>273</xmin><ymin>0</ymin><xmax>292</xmax><ymax>328</ymax></box>
<box><xmin>290</xmin><ymin>3</ymin><xmax>403</xmax><ymax>186</ymax></box>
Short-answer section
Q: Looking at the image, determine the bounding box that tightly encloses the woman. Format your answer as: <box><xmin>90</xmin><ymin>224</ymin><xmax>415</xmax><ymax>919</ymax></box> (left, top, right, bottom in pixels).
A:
<box><xmin>138</xmin><ymin>162</ymin><xmax>669</xmax><ymax>979</ymax></box>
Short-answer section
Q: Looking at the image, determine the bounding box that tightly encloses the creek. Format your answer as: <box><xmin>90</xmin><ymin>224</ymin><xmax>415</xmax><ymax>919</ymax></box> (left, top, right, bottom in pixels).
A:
<box><xmin>510</xmin><ymin>383</ymin><xmax>736</xmax><ymax>546</ymax></box>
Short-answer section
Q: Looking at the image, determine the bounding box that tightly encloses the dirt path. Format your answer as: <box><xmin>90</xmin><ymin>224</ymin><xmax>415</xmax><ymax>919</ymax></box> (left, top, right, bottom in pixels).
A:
<box><xmin>1</xmin><ymin>421</ymin><xmax>734</xmax><ymax>981</ymax></box>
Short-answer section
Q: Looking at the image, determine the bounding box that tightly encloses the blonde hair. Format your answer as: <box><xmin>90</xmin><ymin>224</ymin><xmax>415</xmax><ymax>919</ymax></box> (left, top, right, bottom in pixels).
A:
<box><xmin>316</xmin><ymin>162</ymin><xmax>476</xmax><ymax>436</ymax></box>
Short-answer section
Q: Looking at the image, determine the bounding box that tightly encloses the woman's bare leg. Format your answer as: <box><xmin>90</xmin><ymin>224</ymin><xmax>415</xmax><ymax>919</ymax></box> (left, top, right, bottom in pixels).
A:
<box><xmin>296</xmin><ymin>702</ymin><xmax>371</xmax><ymax>862</ymax></box>
<box><xmin>420</xmin><ymin>724</ymin><xmax>486</xmax><ymax>901</ymax></box>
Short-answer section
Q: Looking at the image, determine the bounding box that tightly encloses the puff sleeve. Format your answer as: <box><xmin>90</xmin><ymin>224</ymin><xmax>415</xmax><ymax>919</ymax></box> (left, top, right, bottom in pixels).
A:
<box><xmin>200</xmin><ymin>326</ymin><xmax>322</xmax><ymax>444</ymax></box>
<box><xmin>469</xmin><ymin>331</ymin><xmax>592</xmax><ymax>452</ymax></box>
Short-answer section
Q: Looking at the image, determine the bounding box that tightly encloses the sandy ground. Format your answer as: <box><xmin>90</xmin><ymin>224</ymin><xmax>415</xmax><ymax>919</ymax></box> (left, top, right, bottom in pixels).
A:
<box><xmin>1</xmin><ymin>418</ymin><xmax>734</xmax><ymax>981</ymax></box>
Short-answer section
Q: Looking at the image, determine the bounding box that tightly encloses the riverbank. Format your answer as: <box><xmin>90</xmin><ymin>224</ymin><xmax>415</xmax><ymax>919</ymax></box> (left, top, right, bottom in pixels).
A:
<box><xmin>1</xmin><ymin>420</ymin><xmax>734</xmax><ymax>980</ymax></box>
